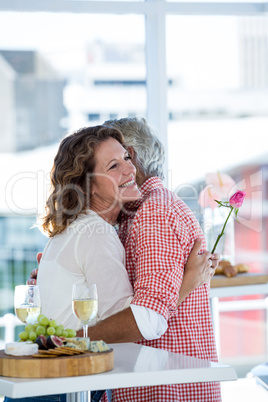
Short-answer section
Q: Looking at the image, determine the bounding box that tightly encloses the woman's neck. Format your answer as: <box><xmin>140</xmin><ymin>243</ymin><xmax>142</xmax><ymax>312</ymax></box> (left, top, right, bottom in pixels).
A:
<box><xmin>90</xmin><ymin>202</ymin><xmax>121</xmax><ymax>225</ymax></box>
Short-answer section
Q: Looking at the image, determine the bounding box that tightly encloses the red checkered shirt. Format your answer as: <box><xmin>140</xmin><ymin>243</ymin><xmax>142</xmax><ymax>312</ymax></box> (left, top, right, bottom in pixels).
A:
<box><xmin>106</xmin><ymin>177</ymin><xmax>221</xmax><ymax>402</ymax></box>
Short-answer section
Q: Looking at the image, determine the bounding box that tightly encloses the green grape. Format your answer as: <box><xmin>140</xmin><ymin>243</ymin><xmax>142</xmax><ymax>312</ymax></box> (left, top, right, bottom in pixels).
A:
<box><xmin>36</xmin><ymin>325</ymin><xmax>46</xmax><ymax>336</ymax></box>
<box><xmin>49</xmin><ymin>319</ymin><xmax>57</xmax><ymax>328</ymax></box>
<box><xmin>33</xmin><ymin>323</ymin><xmax>39</xmax><ymax>328</ymax></box>
<box><xmin>57</xmin><ymin>325</ymin><xmax>64</xmax><ymax>331</ymax></box>
<box><xmin>55</xmin><ymin>327</ymin><xmax>63</xmax><ymax>336</ymax></box>
<box><xmin>19</xmin><ymin>331</ymin><xmax>29</xmax><ymax>341</ymax></box>
<box><xmin>37</xmin><ymin>314</ymin><xmax>45</xmax><ymax>324</ymax></box>
<box><xmin>25</xmin><ymin>324</ymin><xmax>35</xmax><ymax>333</ymax></box>
<box><xmin>47</xmin><ymin>326</ymin><xmax>56</xmax><ymax>335</ymax></box>
<box><xmin>62</xmin><ymin>330</ymin><xmax>68</xmax><ymax>337</ymax></box>
<box><xmin>39</xmin><ymin>316</ymin><xmax>49</xmax><ymax>326</ymax></box>
<box><xmin>66</xmin><ymin>329</ymin><xmax>76</xmax><ymax>338</ymax></box>
<box><xmin>29</xmin><ymin>331</ymin><xmax>37</xmax><ymax>341</ymax></box>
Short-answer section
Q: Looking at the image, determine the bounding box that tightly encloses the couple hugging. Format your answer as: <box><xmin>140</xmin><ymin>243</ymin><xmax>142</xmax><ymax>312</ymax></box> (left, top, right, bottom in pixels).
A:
<box><xmin>24</xmin><ymin>117</ymin><xmax>221</xmax><ymax>402</ymax></box>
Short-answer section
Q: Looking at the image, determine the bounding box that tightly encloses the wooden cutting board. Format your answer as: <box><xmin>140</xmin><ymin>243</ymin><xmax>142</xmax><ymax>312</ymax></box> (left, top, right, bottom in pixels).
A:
<box><xmin>211</xmin><ymin>273</ymin><xmax>268</xmax><ymax>288</ymax></box>
<box><xmin>0</xmin><ymin>349</ymin><xmax>114</xmax><ymax>378</ymax></box>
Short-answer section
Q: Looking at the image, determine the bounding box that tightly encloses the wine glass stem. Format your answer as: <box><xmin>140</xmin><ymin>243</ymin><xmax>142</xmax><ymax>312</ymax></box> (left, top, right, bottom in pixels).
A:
<box><xmin>83</xmin><ymin>324</ymin><xmax>88</xmax><ymax>338</ymax></box>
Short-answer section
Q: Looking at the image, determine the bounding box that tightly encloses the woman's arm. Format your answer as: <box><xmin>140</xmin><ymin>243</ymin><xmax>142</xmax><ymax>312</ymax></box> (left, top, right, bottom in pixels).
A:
<box><xmin>176</xmin><ymin>239</ymin><xmax>219</xmax><ymax>306</ymax></box>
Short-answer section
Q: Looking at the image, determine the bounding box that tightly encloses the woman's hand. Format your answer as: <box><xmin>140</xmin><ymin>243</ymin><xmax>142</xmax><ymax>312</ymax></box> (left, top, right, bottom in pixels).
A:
<box><xmin>185</xmin><ymin>239</ymin><xmax>219</xmax><ymax>287</ymax></box>
<box><xmin>176</xmin><ymin>239</ymin><xmax>220</xmax><ymax>306</ymax></box>
<box><xmin>26</xmin><ymin>252</ymin><xmax>42</xmax><ymax>285</ymax></box>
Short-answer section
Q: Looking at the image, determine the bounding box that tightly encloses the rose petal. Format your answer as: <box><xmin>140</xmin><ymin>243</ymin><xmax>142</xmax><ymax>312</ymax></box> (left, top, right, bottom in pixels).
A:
<box><xmin>229</xmin><ymin>191</ymin><xmax>246</xmax><ymax>208</ymax></box>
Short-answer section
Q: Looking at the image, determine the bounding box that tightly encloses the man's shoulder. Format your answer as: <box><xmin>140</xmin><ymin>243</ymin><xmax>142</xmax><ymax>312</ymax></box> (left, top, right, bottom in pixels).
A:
<box><xmin>140</xmin><ymin>185</ymin><xmax>191</xmax><ymax>213</ymax></box>
<box><xmin>122</xmin><ymin>178</ymin><xmax>199</xmax><ymax>227</ymax></box>
<box><xmin>136</xmin><ymin>185</ymin><xmax>201</xmax><ymax>230</ymax></box>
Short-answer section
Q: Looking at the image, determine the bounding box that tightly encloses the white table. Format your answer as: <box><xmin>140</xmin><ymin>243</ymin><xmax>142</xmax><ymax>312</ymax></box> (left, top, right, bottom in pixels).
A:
<box><xmin>221</xmin><ymin>378</ymin><xmax>268</xmax><ymax>401</ymax></box>
<box><xmin>0</xmin><ymin>343</ymin><xmax>237</xmax><ymax>401</ymax></box>
<box><xmin>249</xmin><ymin>362</ymin><xmax>268</xmax><ymax>391</ymax></box>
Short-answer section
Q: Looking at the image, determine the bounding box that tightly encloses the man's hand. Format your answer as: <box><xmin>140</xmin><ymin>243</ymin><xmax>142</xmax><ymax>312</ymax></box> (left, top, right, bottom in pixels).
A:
<box><xmin>176</xmin><ymin>239</ymin><xmax>220</xmax><ymax>306</ymax></box>
<box><xmin>26</xmin><ymin>252</ymin><xmax>42</xmax><ymax>285</ymax></box>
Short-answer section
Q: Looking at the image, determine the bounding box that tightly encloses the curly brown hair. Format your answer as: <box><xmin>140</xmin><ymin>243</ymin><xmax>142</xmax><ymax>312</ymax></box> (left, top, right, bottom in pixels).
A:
<box><xmin>42</xmin><ymin>125</ymin><xmax>124</xmax><ymax>237</ymax></box>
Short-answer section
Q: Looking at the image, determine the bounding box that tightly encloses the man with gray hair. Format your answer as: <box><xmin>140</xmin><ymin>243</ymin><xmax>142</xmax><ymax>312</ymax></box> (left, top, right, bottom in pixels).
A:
<box><xmin>28</xmin><ymin>117</ymin><xmax>220</xmax><ymax>401</ymax></box>
<box><xmin>93</xmin><ymin>117</ymin><xmax>221</xmax><ymax>401</ymax></box>
<box><xmin>105</xmin><ymin>117</ymin><xmax>165</xmax><ymax>184</ymax></box>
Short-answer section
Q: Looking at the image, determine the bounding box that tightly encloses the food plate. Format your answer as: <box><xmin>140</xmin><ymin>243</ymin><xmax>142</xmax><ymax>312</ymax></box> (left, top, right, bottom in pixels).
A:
<box><xmin>0</xmin><ymin>348</ymin><xmax>114</xmax><ymax>378</ymax></box>
<box><xmin>32</xmin><ymin>346</ymin><xmax>85</xmax><ymax>357</ymax></box>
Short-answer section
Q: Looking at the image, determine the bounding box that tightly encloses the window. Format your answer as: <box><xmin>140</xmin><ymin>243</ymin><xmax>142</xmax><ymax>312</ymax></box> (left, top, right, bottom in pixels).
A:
<box><xmin>166</xmin><ymin>12</ymin><xmax>268</xmax><ymax>374</ymax></box>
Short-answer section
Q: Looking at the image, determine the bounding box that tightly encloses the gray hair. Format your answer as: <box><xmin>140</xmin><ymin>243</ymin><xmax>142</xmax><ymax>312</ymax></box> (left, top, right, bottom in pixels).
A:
<box><xmin>103</xmin><ymin>117</ymin><xmax>165</xmax><ymax>180</ymax></box>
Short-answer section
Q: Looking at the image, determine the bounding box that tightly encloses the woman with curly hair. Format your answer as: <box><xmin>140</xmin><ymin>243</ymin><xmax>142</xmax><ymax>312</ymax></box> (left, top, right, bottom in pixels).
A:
<box><xmin>4</xmin><ymin>125</ymin><xmax>139</xmax><ymax>402</ymax></box>
<box><xmin>37</xmin><ymin>125</ymin><xmax>141</xmax><ymax>330</ymax></box>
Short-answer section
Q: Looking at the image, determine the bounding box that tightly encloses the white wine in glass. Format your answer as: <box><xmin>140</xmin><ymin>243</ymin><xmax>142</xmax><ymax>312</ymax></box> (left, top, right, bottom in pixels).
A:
<box><xmin>72</xmin><ymin>283</ymin><xmax>98</xmax><ymax>338</ymax></box>
<box><xmin>14</xmin><ymin>285</ymin><xmax>41</xmax><ymax>324</ymax></box>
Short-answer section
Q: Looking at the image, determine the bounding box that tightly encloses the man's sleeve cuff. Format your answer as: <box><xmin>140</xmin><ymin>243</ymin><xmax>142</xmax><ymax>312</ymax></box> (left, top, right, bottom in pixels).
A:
<box><xmin>130</xmin><ymin>304</ymin><xmax>168</xmax><ymax>340</ymax></box>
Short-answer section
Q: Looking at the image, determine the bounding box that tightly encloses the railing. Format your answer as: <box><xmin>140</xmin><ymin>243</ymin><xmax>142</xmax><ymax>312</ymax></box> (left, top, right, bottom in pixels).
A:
<box><xmin>0</xmin><ymin>313</ymin><xmax>22</xmax><ymax>347</ymax></box>
<box><xmin>0</xmin><ymin>246</ymin><xmax>40</xmax><ymax>345</ymax></box>
<box><xmin>0</xmin><ymin>247</ymin><xmax>38</xmax><ymax>288</ymax></box>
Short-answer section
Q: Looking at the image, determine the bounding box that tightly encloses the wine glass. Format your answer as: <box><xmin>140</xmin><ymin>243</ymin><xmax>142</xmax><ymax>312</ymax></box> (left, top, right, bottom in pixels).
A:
<box><xmin>14</xmin><ymin>285</ymin><xmax>41</xmax><ymax>324</ymax></box>
<box><xmin>72</xmin><ymin>282</ymin><xmax>98</xmax><ymax>338</ymax></box>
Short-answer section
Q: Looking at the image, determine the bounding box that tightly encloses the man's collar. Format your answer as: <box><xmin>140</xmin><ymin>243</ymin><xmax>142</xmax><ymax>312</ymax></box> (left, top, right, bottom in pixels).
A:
<box><xmin>139</xmin><ymin>176</ymin><xmax>164</xmax><ymax>198</ymax></box>
<box><xmin>121</xmin><ymin>176</ymin><xmax>164</xmax><ymax>214</ymax></box>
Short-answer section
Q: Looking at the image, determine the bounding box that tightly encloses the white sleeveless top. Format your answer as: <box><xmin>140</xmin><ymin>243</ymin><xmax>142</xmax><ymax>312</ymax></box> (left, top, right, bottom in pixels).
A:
<box><xmin>37</xmin><ymin>210</ymin><xmax>134</xmax><ymax>330</ymax></box>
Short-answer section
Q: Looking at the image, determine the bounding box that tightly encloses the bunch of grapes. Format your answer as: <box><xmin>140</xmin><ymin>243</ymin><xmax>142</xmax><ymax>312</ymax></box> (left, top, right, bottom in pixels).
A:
<box><xmin>19</xmin><ymin>314</ymin><xmax>76</xmax><ymax>342</ymax></box>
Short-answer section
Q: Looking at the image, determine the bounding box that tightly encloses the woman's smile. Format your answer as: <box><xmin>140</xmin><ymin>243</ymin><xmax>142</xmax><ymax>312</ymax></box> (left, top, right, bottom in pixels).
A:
<box><xmin>90</xmin><ymin>137</ymin><xmax>141</xmax><ymax>223</ymax></box>
<box><xmin>119</xmin><ymin>178</ymin><xmax>136</xmax><ymax>188</ymax></box>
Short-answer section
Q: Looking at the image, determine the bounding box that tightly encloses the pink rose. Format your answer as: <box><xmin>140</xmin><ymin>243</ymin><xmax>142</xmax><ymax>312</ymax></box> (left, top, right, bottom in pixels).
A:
<box><xmin>229</xmin><ymin>191</ymin><xmax>246</xmax><ymax>208</ymax></box>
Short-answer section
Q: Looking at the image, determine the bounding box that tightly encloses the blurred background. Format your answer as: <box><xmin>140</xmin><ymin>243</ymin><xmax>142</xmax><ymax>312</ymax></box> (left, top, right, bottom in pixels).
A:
<box><xmin>0</xmin><ymin>0</ymin><xmax>268</xmax><ymax>386</ymax></box>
